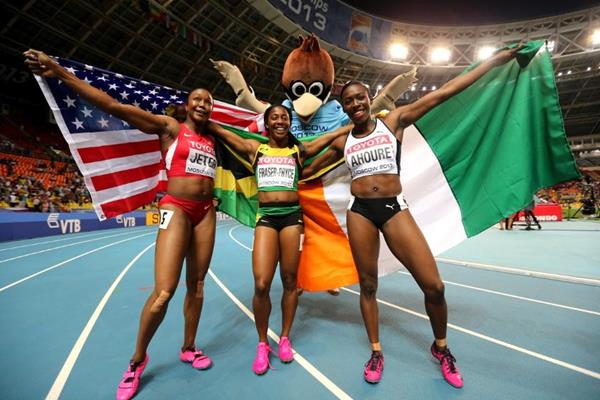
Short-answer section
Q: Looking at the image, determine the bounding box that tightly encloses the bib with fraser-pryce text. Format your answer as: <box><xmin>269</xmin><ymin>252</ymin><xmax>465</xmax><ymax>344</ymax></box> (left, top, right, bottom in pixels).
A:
<box><xmin>254</xmin><ymin>144</ymin><xmax>301</xmax><ymax>192</ymax></box>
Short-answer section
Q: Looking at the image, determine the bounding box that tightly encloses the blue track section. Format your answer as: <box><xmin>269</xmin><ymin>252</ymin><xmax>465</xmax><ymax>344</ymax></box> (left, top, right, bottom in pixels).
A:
<box><xmin>0</xmin><ymin>221</ymin><xmax>598</xmax><ymax>399</ymax></box>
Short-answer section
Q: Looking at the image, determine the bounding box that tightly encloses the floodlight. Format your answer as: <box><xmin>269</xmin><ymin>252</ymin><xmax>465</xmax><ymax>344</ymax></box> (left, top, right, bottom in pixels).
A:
<box><xmin>477</xmin><ymin>46</ymin><xmax>495</xmax><ymax>60</ymax></box>
<box><xmin>390</xmin><ymin>43</ymin><xmax>408</xmax><ymax>60</ymax></box>
<box><xmin>592</xmin><ymin>29</ymin><xmax>600</xmax><ymax>45</ymax></box>
<box><xmin>431</xmin><ymin>47</ymin><xmax>451</xmax><ymax>63</ymax></box>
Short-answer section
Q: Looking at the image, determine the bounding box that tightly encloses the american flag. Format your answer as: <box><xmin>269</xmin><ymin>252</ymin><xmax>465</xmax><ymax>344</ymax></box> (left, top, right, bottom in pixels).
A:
<box><xmin>34</xmin><ymin>58</ymin><xmax>261</xmax><ymax>220</ymax></box>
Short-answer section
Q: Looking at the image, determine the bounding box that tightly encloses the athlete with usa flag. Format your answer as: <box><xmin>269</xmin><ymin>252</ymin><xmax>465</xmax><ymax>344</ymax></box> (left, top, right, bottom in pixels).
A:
<box><xmin>25</xmin><ymin>49</ymin><xmax>218</xmax><ymax>400</ymax></box>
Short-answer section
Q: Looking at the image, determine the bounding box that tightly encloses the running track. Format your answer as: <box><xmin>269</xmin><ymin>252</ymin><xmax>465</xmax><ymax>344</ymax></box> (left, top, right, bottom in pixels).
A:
<box><xmin>0</xmin><ymin>220</ymin><xmax>598</xmax><ymax>399</ymax></box>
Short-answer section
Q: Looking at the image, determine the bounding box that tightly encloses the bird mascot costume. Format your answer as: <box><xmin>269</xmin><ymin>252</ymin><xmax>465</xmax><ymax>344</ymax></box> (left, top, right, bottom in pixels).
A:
<box><xmin>212</xmin><ymin>35</ymin><xmax>417</xmax><ymax>291</ymax></box>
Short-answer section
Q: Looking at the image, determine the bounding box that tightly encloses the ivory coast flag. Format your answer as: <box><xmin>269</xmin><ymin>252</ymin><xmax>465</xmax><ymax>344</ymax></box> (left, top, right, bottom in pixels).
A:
<box><xmin>296</xmin><ymin>41</ymin><xmax>580</xmax><ymax>291</ymax></box>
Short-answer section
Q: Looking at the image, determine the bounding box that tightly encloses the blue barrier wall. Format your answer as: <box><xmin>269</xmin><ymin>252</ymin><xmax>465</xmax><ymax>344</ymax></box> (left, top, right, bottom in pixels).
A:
<box><xmin>0</xmin><ymin>212</ymin><xmax>148</xmax><ymax>242</ymax></box>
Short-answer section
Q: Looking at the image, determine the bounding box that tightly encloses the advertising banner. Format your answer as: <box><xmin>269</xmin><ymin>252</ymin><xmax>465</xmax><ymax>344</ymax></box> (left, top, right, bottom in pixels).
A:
<box><xmin>0</xmin><ymin>211</ymin><xmax>149</xmax><ymax>242</ymax></box>
<box><xmin>268</xmin><ymin>0</ymin><xmax>394</xmax><ymax>60</ymax></box>
<box><xmin>515</xmin><ymin>204</ymin><xmax>563</xmax><ymax>222</ymax></box>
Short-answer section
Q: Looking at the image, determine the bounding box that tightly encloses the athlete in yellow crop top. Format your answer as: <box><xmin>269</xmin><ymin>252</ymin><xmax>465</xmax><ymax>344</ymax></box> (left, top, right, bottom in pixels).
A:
<box><xmin>208</xmin><ymin>104</ymin><xmax>350</xmax><ymax>374</ymax></box>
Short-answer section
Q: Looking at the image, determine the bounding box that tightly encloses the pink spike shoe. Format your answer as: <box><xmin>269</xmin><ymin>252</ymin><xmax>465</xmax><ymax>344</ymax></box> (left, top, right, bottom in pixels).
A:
<box><xmin>116</xmin><ymin>354</ymin><xmax>149</xmax><ymax>400</ymax></box>
<box><xmin>431</xmin><ymin>342</ymin><xmax>464</xmax><ymax>388</ymax></box>
<box><xmin>180</xmin><ymin>347</ymin><xmax>213</xmax><ymax>370</ymax></box>
<box><xmin>278</xmin><ymin>336</ymin><xmax>294</xmax><ymax>363</ymax></box>
<box><xmin>252</xmin><ymin>342</ymin><xmax>272</xmax><ymax>375</ymax></box>
<box><xmin>363</xmin><ymin>351</ymin><xmax>384</xmax><ymax>383</ymax></box>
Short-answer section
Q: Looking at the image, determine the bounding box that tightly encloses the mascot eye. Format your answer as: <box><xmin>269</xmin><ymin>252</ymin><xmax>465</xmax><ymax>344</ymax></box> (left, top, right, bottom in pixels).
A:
<box><xmin>291</xmin><ymin>82</ymin><xmax>307</xmax><ymax>97</ymax></box>
<box><xmin>308</xmin><ymin>82</ymin><xmax>324</xmax><ymax>97</ymax></box>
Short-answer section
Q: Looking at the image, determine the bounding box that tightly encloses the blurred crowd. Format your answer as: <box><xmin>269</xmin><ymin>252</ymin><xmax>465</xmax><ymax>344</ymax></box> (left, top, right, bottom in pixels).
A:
<box><xmin>537</xmin><ymin>177</ymin><xmax>599</xmax><ymax>205</ymax></box>
<box><xmin>0</xmin><ymin>173</ymin><xmax>91</xmax><ymax>212</ymax></box>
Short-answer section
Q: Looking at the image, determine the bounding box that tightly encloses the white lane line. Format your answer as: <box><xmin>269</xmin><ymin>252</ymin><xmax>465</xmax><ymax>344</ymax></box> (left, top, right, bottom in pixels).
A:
<box><xmin>341</xmin><ymin>287</ymin><xmax>600</xmax><ymax>380</ymax></box>
<box><xmin>45</xmin><ymin>221</ymin><xmax>235</xmax><ymax>399</ymax></box>
<box><xmin>223</xmin><ymin>225</ymin><xmax>352</xmax><ymax>399</ymax></box>
<box><xmin>228</xmin><ymin>224</ymin><xmax>253</xmax><ymax>251</ymax></box>
<box><xmin>45</xmin><ymin>242</ymin><xmax>155</xmax><ymax>400</ymax></box>
<box><xmin>435</xmin><ymin>256</ymin><xmax>600</xmax><ymax>287</ymax></box>
<box><xmin>0</xmin><ymin>232</ymin><xmax>154</xmax><ymax>293</ymax></box>
<box><xmin>0</xmin><ymin>230</ymin><xmax>116</xmax><ymax>252</ymax></box>
<box><xmin>230</xmin><ymin>223</ymin><xmax>600</xmax><ymax>376</ymax></box>
<box><xmin>208</xmin><ymin>269</ymin><xmax>352</xmax><ymax>400</ymax></box>
<box><xmin>0</xmin><ymin>230</ymin><xmax>152</xmax><ymax>264</ymax></box>
<box><xmin>396</xmin><ymin>271</ymin><xmax>600</xmax><ymax>316</ymax></box>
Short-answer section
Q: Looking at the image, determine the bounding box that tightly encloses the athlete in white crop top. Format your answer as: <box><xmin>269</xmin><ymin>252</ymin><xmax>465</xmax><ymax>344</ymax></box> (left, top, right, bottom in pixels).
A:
<box><xmin>344</xmin><ymin>118</ymin><xmax>400</xmax><ymax>180</ymax></box>
<box><xmin>303</xmin><ymin>45</ymin><xmax>523</xmax><ymax>388</ymax></box>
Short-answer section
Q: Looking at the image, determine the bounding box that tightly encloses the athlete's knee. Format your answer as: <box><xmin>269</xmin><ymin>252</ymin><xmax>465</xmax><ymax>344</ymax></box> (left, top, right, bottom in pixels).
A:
<box><xmin>360</xmin><ymin>276</ymin><xmax>378</xmax><ymax>298</ymax></box>
<box><xmin>254</xmin><ymin>279</ymin><xmax>271</xmax><ymax>297</ymax></box>
<box><xmin>150</xmin><ymin>289</ymin><xmax>174</xmax><ymax>312</ymax></box>
<box><xmin>424</xmin><ymin>281</ymin><xmax>445</xmax><ymax>304</ymax></box>
<box><xmin>187</xmin><ymin>280</ymin><xmax>204</xmax><ymax>299</ymax></box>
<box><xmin>280</xmin><ymin>272</ymin><xmax>298</xmax><ymax>292</ymax></box>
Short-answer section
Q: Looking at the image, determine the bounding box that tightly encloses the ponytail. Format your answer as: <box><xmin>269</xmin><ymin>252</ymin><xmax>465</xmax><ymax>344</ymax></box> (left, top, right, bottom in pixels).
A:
<box><xmin>287</xmin><ymin>132</ymin><xmax>305</xmax><ymax>153</ymax></box>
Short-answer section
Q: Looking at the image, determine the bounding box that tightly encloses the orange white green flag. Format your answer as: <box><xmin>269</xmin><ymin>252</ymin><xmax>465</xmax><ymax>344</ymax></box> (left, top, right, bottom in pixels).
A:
<box><xmin>294</xmin><ymin>41</ymin><xmax>579</xmax><ymax>290</ymax></box>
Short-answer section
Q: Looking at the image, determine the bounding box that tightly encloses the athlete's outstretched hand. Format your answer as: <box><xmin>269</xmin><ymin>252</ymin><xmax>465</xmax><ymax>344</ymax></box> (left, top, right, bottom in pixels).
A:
<box><xmin>23</xmin><ymin>49</ymin><xmax>61</xmax><ymax>78</ymax></box>
<box><xmin>489</xmin><ymin>43</ymin><xmax>525</xmax><ymax>67</ymax></box>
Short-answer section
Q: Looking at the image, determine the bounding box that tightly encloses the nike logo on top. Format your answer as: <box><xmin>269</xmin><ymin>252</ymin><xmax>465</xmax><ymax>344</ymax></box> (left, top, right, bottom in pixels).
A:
<box><xmin>183</xmin><ymin>133</ymin><xmax>192</xmax><ymax>137</ymax></box>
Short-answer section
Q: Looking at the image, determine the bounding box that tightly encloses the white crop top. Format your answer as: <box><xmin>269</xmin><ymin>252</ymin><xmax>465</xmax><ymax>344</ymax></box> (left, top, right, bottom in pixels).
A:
<box><xmin>343</xmin><ymin>119</ymin><xmax>400</xmax><ymax>180</ymax></box>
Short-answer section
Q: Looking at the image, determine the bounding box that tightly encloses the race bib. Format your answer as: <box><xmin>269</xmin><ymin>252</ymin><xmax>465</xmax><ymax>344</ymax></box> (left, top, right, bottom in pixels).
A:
<box><xmin>158</xmin><ymin>209</ymin><xmax>174</xmax><ymax>230</ymax></box>
<box><xmin>186</xmin><ymin>147</ymin><xmax>216</xmax><ymax>178</ymax></box>
<box><xmin>345</xmin><ymin>134</ymin><xmax>397</xmax><ymax>179</ymax></box>
<box><xmin>256</xmin><ymin>156</ymin><xmax>296</xmax><ymax>189</ymax></box>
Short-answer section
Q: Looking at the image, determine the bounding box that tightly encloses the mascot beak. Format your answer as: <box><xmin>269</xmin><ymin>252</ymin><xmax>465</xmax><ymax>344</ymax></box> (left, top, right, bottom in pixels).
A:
<box><xmin>292</xmin><ymin>93</ymin><xmax>324</xmax><ymax>120</ymax></box>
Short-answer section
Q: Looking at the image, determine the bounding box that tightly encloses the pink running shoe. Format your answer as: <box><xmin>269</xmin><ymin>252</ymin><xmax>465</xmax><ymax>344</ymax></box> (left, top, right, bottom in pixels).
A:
<box><xmin>431</xmin><ymin>342</ymin><xmax>463</xmax><ymax>388</ymax></box>
<box><xmin>116</xmin><ymin>354</ymin><xmax>149</xmax><ymax>400</ymax></box>
<box><xmin>278</xmin><ymin>336</ymin><xmax>294</xmax><ymax>363</ymax></box>
<box><xmin>180</xmin><ymin>347</ymin><xmax>213</xmax><ymax>370</ymax></box>
<box><xmin>252</xmin><ymin>342</ymin><xmax>272</xmax><ymax>375</ymax></box>
<box><xmin>363</xmin><ymin>351</ymin><xmax>384</xmax><ymax>383</ymax></box>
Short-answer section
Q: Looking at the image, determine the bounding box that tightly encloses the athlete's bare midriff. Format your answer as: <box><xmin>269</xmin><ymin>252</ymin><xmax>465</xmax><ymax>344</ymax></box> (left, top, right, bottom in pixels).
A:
<box><xmin>166</xmin><ymin>176</ymin><xmax>214</xmax><ymax>200</ymax></box>
<box><xmin>350</xmin><ymin>174</ymin><xmax>402</xmax><ymax>198</ymax></box>
<box><xmin>258</xmin><ymin>190</ymin><xmax>299</xmax><ymax>204</ymax></box>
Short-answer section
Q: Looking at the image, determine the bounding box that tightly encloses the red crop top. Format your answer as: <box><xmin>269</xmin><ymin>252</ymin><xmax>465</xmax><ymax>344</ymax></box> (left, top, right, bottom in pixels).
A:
<box><xmin>162</xmin><ymin>123</ymin><xmax>217</xmax><ymax>179</ymax></box>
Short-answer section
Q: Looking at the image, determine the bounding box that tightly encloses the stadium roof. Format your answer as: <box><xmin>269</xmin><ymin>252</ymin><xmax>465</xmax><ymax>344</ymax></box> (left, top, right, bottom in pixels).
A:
<box><xmin>1</xmin><ymin>0</ymin><xmax>599</xmax><ymax>169</ymax></box>
<box><xmin>342</xmin><ymin>0</ymin><xmax>597</xmax><ymax>25</ymax></box>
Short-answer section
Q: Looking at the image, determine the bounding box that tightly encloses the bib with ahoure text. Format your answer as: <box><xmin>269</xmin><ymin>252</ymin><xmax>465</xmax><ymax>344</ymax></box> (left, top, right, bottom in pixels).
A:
<box><xmin>343</xmin><ymin>119</ymin><xmax>400</xmax><ymax>180</ymax></box>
